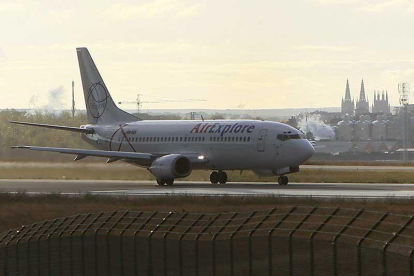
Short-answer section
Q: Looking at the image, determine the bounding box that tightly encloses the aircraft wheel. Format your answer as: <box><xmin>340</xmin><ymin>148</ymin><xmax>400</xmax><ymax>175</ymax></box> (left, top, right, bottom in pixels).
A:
<box><xmin>165</xmin><ymin>179</ymin><xmax>174</xmax><ymax>186</ymax></box>
<box><xmin>157</xmin><ymin>178</ymin><xmax>166</xmax><ymax>186</ymax></box>
<box><xmin>278</xmin><ymin>175</ymin><xmax>288</xmax><ymax>186</ymax></box>
<box><xmin>210</xmin><ymin>171</ymin><xmax>219</xmax><ymax>184</ymax></box>
<box><xmin>218</xmin><ymin>171</ymin><xmax>227</xmax><ymax>184</ymax></box>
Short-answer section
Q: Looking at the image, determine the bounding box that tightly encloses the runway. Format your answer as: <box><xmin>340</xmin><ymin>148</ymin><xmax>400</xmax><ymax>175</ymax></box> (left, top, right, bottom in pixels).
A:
<box><xmin>1</xmin><ymin>179</ymin><xmax>414</xmax><ymax>198</ymax></box>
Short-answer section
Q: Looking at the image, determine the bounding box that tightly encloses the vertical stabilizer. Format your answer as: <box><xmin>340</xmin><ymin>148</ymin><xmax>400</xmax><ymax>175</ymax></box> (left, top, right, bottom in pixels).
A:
<box><xmin>76</xmin><ymin>47</ymin><xmax>139</xmax><ymax>124</ymax></box>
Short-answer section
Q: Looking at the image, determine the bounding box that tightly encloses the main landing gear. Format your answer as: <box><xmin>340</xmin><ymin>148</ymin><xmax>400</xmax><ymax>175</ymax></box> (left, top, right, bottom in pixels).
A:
<box><xmin>278</xmin><ymin>175</ymin><xmax>289</xmax><ymax>186</ymax></box>
<box><xmin>157</xmin><ymin>179</ymin><xmax>174</xmax><ymax>186</ymax></box>
<box><xmin>210</xmin><ymin>171</ymin><xmax>227</xmax><ymax>184</ymax></box>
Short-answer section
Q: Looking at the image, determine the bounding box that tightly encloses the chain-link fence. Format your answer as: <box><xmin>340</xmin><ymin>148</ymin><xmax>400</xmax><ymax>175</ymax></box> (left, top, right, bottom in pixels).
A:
<box><xmin>1</xmin><ymin>206</ymin><xmax>414</xmax><ymax>275</ymax></box>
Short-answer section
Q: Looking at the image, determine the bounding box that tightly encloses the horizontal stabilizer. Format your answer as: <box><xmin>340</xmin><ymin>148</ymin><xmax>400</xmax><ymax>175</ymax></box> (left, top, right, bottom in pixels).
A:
<box><xmin>12</xmin><ymin>146</ymin><xmax>153</xmax><ymax>160</ymax></box>
<box><xmin>10</xmin><ymin>121</ymin><xmax>95</xmax><ymax>134</ymax></box>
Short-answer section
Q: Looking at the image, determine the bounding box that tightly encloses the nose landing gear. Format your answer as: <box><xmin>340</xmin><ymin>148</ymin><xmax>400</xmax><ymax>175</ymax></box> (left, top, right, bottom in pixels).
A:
<box><xmin>278</xmin><ymin>175</ymin><xmax>289</xmax><ymax>186</ymax></box>
<box><xmin>210</xmin><ymin>171</ymin><xmax>227</xmax><ymax>184</ymax></box>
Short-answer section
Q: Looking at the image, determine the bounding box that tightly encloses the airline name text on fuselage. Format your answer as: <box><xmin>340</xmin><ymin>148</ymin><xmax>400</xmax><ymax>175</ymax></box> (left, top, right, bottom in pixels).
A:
<box><xmin>190</xmin><ymin>123</ymin><xmax>255</xmax><ymax>137</ymax></box>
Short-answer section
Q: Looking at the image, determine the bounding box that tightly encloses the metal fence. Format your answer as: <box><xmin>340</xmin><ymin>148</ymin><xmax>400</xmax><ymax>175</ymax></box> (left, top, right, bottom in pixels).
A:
<box><xmin>2</xmin><ymin>206</ymin><xmax>414</xmax><ymax>275</ymax></box>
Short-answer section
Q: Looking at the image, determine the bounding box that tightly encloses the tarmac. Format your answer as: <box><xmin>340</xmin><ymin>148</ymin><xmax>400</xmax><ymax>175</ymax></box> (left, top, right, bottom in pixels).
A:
<box><xmin>1</xmin><ymin>179</ymin><xmax>414</xmax><ymax>198</ymax></box>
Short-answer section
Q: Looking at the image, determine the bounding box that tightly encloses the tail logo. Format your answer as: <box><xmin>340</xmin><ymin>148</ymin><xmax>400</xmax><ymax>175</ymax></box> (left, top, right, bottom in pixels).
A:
<box><xmin>87</xmin><ymin>82</ymin><xmax>109</xmax><ymax>121</ymax></box>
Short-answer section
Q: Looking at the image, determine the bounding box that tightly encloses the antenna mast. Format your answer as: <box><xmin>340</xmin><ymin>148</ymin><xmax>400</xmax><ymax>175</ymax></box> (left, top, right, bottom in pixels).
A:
<box><xmin>71</xmin><ymin>81</ymin><xmax>76</xmax><ymax>117</ymax></box>
<box><xmin>398</xmin><ymin>83</ymin><xmax>410</xmax><ymax>163</ymax></box>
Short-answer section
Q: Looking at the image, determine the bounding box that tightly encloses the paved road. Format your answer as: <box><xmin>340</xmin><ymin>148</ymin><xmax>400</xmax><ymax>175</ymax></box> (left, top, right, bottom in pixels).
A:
<box><xmin>1</xmin><ymin>179</ymin><xmax>414</xmax><ymax>198</ymax></box>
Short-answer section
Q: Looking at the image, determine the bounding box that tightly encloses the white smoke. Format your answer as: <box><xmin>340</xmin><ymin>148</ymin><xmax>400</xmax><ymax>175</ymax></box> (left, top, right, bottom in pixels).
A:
<box><xmin>298</xmin><ymin>114</ymin><xmax>335</xmax><ymax>140</ymax></box>
<box><xmin>42</xmin><ymin>85</ymin><xmax>67</xmax><ymax>112</ymax></box>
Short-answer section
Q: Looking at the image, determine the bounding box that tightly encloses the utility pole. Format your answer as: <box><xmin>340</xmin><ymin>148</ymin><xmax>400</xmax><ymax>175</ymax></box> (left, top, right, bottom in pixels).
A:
<box><xmin>189</xmin><ymin>112</ymin><xmax>197</xmax><ymax>120</ymax></box>
<box><xmin>398</xmin><ymin>83</ymin><xmax>410</xmax><ymax>163</ymax></box>
<box><xmin>72</xmin><ymin>81</ymin><xmax>76</xmax><ymax>117</ymax></box>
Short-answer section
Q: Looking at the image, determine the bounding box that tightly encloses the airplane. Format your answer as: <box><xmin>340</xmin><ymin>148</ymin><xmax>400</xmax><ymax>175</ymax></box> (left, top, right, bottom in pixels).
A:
<box><xmin>11</xmin><ymin>48</ymin><xmax>315</xmax><ymax>186</ymax></box>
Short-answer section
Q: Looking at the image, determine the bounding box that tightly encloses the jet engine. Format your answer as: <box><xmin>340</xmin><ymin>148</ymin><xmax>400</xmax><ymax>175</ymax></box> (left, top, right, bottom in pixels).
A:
<box><xmin>149</xmin><ymin>154</ymin><xmax>192</xmax><ymax>179</ymax></box>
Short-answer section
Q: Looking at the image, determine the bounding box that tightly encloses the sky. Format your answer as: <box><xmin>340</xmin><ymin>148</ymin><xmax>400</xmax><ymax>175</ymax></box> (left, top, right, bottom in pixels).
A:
<box><xmin>2</xmin><ymin>0</ymin><xmax>414</xmax><ymax>111</ymax></box>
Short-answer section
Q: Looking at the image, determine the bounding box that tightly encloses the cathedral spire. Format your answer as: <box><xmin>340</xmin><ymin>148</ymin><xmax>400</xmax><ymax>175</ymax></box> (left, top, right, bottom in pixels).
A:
<box><xmin>359</xmin><ymin>79</ymin><xmax>366</xmax><ymax>101</ymax></box>
<box><xmin>345</xmin><ymin>79</ymin><xmax>351</xmax><ymax>100</ymax></box>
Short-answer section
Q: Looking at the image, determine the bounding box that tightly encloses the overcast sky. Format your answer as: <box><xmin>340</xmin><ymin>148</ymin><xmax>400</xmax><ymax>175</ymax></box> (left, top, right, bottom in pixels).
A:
<box><xmin>1</xmin><ymin>0</ymin><xmax>414</xmax><ymax>110</ymax></box>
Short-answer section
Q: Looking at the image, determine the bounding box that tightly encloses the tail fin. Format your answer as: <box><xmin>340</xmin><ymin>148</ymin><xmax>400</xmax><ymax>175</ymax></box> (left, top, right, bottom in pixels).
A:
<box><xmin>76</xmin><ymin>47</ymin><xmax>139</xmax><ymax>124</ymax></box>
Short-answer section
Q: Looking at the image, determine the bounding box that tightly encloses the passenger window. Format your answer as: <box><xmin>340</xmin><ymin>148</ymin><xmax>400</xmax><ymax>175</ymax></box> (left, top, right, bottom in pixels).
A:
<box><xmin>180</xmin><ymin>137</ymin><xmax>183</xmax><ymax>142</ymax></box>
<box><xmin>248</xmin><ymin>137</ymin><xmax>250</xmax><ymax>142</ymax></box>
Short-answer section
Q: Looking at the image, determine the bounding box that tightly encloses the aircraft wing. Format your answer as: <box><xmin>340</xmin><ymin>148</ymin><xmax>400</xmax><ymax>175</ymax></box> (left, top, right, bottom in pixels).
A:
<box><xmin>12</xmin><ymin>146</ymin><xmax>208</xmax><ymax>164</ymax></box>
<box><xmin>12</xmin><ymin>146</ymin><xmax>153</xmax><ymax>162</ymax></box>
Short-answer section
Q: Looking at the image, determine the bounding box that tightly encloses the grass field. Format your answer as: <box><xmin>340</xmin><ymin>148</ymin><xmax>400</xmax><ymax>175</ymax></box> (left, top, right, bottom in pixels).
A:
<box><xmin>0</xmin><ymin>162</ymin><xmax>413</xmax><ymax>183</ymax></box>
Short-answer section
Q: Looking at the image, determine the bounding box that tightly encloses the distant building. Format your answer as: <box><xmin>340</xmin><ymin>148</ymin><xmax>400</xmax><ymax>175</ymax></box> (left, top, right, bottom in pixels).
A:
<box><xmin>355</xmin><ymin>79</ymin><xmax>369</xmax><ymax>115</ymax></box>
<box><xmin>372</xmin><ymin>90</ymin><xmax>390</xmax><ymax>114</ymax></box>
<box><xmin>341</xmin><ymin>79</ymin><xmax>354</xmax><ymax>115</ymax></box>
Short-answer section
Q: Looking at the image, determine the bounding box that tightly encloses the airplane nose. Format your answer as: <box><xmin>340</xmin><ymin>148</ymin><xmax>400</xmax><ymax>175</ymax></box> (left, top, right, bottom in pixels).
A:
<box><xmin>298</xmin><ymin>141</ymin><xmax>315</xmax><ymax>163</ymax></box>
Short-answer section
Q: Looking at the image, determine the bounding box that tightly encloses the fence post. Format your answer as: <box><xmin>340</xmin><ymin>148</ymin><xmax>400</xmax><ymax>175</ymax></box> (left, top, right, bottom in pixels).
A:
<box><xmin>409</xmin><ymin>248</ymin><xmax>414</xmax><ymax>276</ymax></box>
<box><xmin>288</xmin><ymin>206</ymin><xmax>318</xmax><ymax>276</ymax></box>
<box><xmin>162</xmin><ymin>212</ymin><xmax>188</xmax><ymax>276</ymax></box>
<box><xmin>332</xmin><ymin>208</ymin><xmax>364</xmax><ymax>276</ymax></box>
<box><xmin>27</xmin><ymin>221</ymin><xmax>47</xmax><ymax>276</ymax></box>
<box><xmin>93</xmin><ymin>211</ymin><xmax>116</xmax><ymax>276</ymax></box>
<box><xmin>37</xmin><ymin>219</ymin><xmax>59</xmax><ymax>276</ymax></box>
<box><xmin>119</xmin><ymin>211</ymin><xmax>143</xmax><ymax>276</ymax></box>
<box><xmin>80</xmin><ymin>212</ymin><xmax>104</xmax><ymax>276</ymax></box>
<box><xmin>69</xmin><ymin>214</ymin><xmax>92</xmax><ymax>276</ymax></box>
<box><xmin>58</xmin><ymin>214</ymin><xmax>80</xmax><ymax>276</ymax></box>
<box><xmin>382</xmin><ymin>215</ymin><xmax>414</xmax><ymax>276</ymax></box>
<box><xmin>106</xmin><ymin>211</ymin><xmax>129</xmax><ymax>276</ymax></box>
<box><xmin>310</xmin><ymin>207</ymin><xmax>340</xmax><ymax>276</ymax></box>
<box><xmin>195</xmin><ymin>214</ymin><xmax>221</xmax><ymax>276</ymax></box>
<box><xmin>0</xmin><ymin>230</ymin><xmax>14</xmax><ymax>276</ymax></box>
<box><xmin>212</xmin><ymin>212</ymin><xmax>237</xmax><ymax>276</ymax></box>
<box><xmin>268</xmin><ymin>206</ymin><xmax>297</xmax><ymax>276</ymax></box>
<box><xmin>357</xmin><ymin>212</ymin><xmax>389</xmax><ymax>276</ymax></box>
<box><xmin>6</xmin><ymin>226</ymin><xmax>25</xmax><ymax>276</ymax></box>
<box><xmin>178</xmin><ymin>214</ymin><xmax>204</xmax><ymax>276</ymax></box>
<box><xmin>147</xmin><ymin>212</ymin><xmax>174</xmax><ymax>276</ymax></box>
<box><xmin>227</xmin><ymin>210</ymin><xmax>257</xmax><ymax>276</ymax></box>
<box><xmin>47</xmin><ymin>218</ymin><xmax>68</xmax><ymax>276</ymax></box>
<box><xmin>134</xmin><ymin>211</ymin><xmax>157</xmax><ymax>276</ymax></box>
<box><xmin>229</xmin><ymin>210</ymin><xmax>257</xmax><ymax>276</ymax></box>
<box><xmin>15</xmin><ymin>225</ymin><xmax>31</xmax><ymax>275</ymax></box>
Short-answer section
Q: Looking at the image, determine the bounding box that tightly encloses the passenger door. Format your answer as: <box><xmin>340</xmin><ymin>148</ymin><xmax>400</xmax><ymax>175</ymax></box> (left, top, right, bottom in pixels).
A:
<box><xmin>257</xmin><ymin>129</ymin><xmax>268</xmax><ymax>152</ymax></box>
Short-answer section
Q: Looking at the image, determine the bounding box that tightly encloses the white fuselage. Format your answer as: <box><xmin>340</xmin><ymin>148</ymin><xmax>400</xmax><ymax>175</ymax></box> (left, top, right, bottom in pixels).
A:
<box><xmin>82</xmin><ymin>120</ymin><xmax>315</xmax><ymax>172</ymax></box>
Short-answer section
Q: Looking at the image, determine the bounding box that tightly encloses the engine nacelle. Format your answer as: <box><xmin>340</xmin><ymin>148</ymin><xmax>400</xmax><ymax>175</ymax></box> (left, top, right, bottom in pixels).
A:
<box><xmin>253</xmin><ymin>167</ymin><xmax>299</xmax><ymax>177</ymax></box>
<box><xmin>149</xmin><ymin>154</ymin><xmax>192</xmax><ymax>179</ymax></box>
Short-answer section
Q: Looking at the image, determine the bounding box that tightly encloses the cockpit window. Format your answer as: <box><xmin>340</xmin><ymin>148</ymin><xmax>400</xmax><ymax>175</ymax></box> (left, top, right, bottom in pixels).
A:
<box><xmin>277</xmin><ymin>133</ymin><xmax>306</xmax><ymax>141</ymax></box>
<box><xmin>289</xmin><ymin>134</ymin><xmax>306</xmax><ymax>139</ymax></box>
<box><xmin>277</xmin><ymin>134</ymin><xmax>290</xmax><ymax>141</ymax></box>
